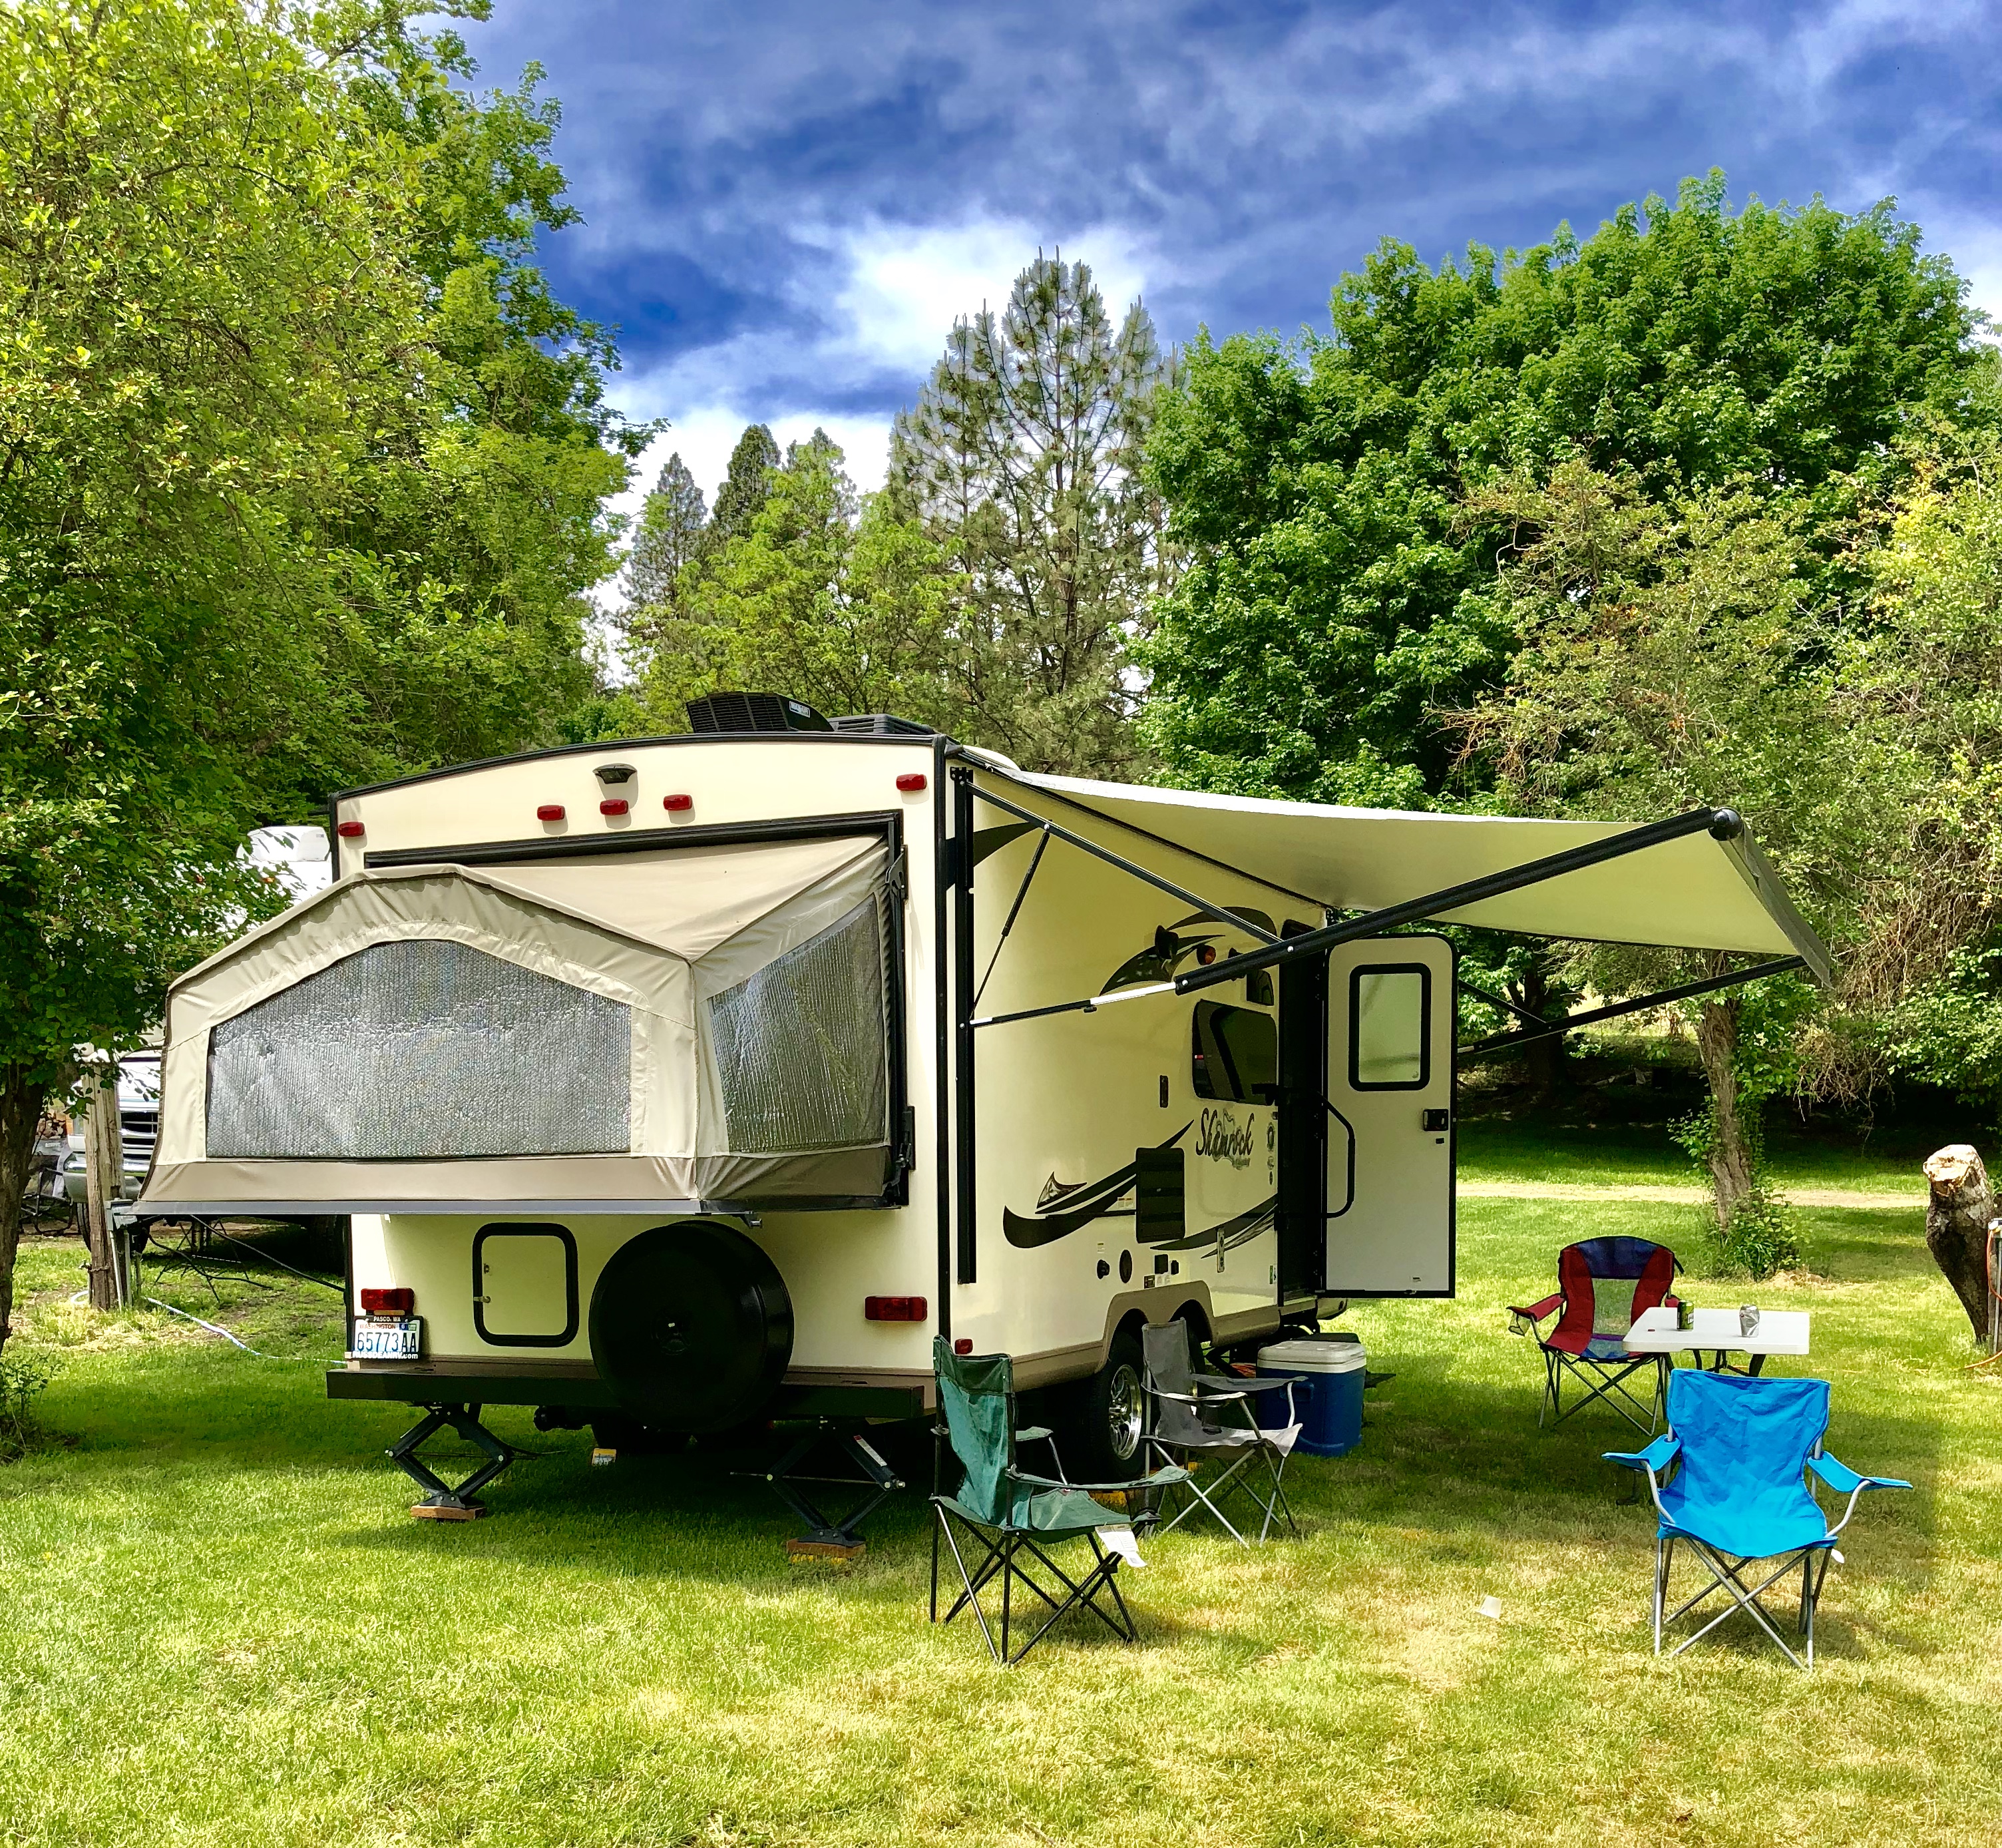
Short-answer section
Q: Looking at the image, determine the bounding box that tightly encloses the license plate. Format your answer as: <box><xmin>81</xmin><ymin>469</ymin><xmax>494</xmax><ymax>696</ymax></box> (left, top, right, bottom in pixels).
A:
<box><xmin>351</xmin><ymin>1315</ymin><xmax>421</xmax><ymax>1360</ymax></box>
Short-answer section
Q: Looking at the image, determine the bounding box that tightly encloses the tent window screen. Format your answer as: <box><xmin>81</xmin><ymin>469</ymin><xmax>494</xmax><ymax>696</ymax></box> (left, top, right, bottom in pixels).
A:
<box><xmin>708</xmin><ymin>891</ymin><xmax>891</xmax><ymax>1153</ymax></box>
<box><xmin>1349</xmin><ymin>964</ymin><xmax>1431</xmax><ymax>1090</ymax></box>
<box><xmin>1191</xmin><ymin>1002</ymin><xmax>1277</xmax><ymax>1102</ymax></box>
<box><xmin>204</xmin><ymin>940</ymin><xmax>631</xmax><ymax>1158</ymax></box>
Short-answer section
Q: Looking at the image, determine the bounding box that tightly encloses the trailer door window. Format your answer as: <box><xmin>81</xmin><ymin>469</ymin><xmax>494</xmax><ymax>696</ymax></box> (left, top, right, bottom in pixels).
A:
<box><xmin>1349</xmin><ymin>963</ymin><xmax>1432</xmax><ymax>1090</ymax></box>
<box><xmin>1191</xmin><ymin>1001</ymin><xmax>1278</xmax><ymax>1103</ymax></box>
<box><xmin>206</xmin><ymin>940</ymin><xmax>630</xmax><ymax>1158</ymax></box>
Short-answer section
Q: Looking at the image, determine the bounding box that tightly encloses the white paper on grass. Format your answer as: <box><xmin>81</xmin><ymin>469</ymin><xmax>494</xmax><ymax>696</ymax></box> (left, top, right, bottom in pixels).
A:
<box><xmin>1100</xmin><ymin>1526</ymin><xmax>1145</xmax><ymax>1568</ymax></box>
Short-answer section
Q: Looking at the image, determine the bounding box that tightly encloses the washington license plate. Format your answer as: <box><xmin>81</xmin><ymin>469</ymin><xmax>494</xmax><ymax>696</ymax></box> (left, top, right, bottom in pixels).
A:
<box><xmin>351</xmin><ymin>1315</ymin><xmax>421</xmax><ymax>1360</ymax></box>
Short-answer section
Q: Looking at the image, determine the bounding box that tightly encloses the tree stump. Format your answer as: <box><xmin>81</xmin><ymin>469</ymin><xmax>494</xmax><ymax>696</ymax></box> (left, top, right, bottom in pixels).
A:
<box><xmin>1921</xmin><ymin>1145</ymin><xmax>1997</xmax><ymax>1349</ymax></box>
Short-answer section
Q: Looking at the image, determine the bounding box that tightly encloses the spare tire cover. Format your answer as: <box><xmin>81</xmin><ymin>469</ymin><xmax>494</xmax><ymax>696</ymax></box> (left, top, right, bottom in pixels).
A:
<box><xmin>589</xmin><ymin>1221</ymin><xmax>793</xmax><ymax>1432</ymax></box>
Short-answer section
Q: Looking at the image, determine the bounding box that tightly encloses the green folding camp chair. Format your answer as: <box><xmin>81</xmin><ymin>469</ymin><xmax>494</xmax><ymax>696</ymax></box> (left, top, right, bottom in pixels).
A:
<box><xmin>930</xmin><ymin>1337</ymin><xmax>1188</xmax><ymax>1666</ymax></box>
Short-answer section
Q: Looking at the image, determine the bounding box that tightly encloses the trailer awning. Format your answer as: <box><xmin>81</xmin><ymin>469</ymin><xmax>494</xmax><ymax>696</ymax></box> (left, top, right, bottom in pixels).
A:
<box><xmin>988</xmin><ymin>766</ymin><xmax>1831</xmax><ymax>982</ymax></box>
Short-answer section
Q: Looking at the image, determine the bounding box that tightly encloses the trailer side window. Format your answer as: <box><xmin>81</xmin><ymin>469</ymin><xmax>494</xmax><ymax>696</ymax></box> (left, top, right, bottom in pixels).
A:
<box><xmin>206</xmin><ymin>940</ymin><xmax>630</xmax><ymax>1159</ymax></box>
<box><xmin>1191</xmin><ymin>1002</ymin><xmax>1277</xmax><ymax>1103</ymax></box>
<box><xmin>1349</xmin><ymin>964</ymin><xmax>1431</xmax><ymax>1090</ymax></box>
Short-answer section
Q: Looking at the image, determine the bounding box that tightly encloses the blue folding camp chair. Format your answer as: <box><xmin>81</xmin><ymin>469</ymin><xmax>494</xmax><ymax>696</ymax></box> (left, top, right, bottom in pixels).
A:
<box><xmin>1605</xmin><ymin>1370</ymin><xmax>1909</xmax><ymax>1669</ymax></box>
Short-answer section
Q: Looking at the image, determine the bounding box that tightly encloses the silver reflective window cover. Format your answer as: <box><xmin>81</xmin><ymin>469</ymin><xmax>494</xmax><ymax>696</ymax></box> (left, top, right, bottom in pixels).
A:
<box><xmin>205</xmin><ymin>941</ymin><xmax>631</xmax><ymax>1159</ymax></box>
<box><xmin>707</xmin><ymin>890</ymin><xmax>890</xmax><ymax>1153</ymax></box>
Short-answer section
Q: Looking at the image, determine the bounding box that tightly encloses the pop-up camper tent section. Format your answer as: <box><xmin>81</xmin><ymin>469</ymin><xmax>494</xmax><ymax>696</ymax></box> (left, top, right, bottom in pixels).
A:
<box><xmin>145</xmin><ymin>832</ymin><xmax>900</xmax><ymax>1214</ymax></box>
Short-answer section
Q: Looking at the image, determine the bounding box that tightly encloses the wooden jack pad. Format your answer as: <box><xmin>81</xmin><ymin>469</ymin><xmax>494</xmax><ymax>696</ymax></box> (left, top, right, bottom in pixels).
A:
<box><xmin>786</xmin><ymin>1537</ymin><xmax>865</xmax><ymax>1563</ymax></box>
<box><xmin>410</xmin><ymin>1502</ymin><xmax>488</xmax><ymax>1522</ymax></box>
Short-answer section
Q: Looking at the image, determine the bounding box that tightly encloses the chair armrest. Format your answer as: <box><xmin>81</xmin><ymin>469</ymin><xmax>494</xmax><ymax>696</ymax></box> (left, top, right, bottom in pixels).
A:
<box><xmin>1808</xmin><ymin>1453</ymin><xmax>1911</xmax><ymax>1495</ymax></box>
<box><xmin>1198</xmin><ymin>1373</ymin><xmax>1299</xmax><ymax>1395</ymax></box>
<box><xmin>1603</xmin><ymin>1435</ymin><xmax>1680</xmax><ymax>1475</ymax></box>
<box><xmin>1015</xmin><ymin>1425</ymin><xmax>1054</xmax><ymax>1443</ymax></box>
<box><xmin>1147</xmin><ymin>1385</ymin><xmax>1233</xmax><ymax>1405</ymax></box>
<box><xmin>1011</xmin><ymin>1464</ymin><xmax>1189</xmax><ymax>1494</ymax></box>
<box><xmin>1508</xmin><ymin>1293</ymin><xmax>1564</xmax><ymax>1331</ymax></box>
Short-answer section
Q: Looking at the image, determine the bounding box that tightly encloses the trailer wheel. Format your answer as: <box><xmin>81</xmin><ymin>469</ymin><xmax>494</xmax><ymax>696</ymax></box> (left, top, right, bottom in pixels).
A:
<box><xmin>589</xmin><ymin>1220</ymin><xmax>793</xmax><ymax>1433</ymax></box>
<box><xmin>1058</xmin><ymin>1325</ymin><xmax>1146</xmax><ymax>1481</ymax></box>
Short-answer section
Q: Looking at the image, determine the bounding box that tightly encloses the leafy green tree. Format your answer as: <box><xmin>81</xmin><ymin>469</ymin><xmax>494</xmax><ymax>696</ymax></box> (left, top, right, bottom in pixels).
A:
<box><xmin>1142</xmin><ymin>175</ymin><xmax>1983</xmax><ymax>804</ymax></box>
<box><xmin>642</xmin><ymin>434</ymin><xmax>966</xmax><ymax>732</ymax></box>
<box><xmin>0</xmin><ymin>0</ymin><xmax>634</xmax><ymax>1340</ymax></box>
<box><xmin>894</xmin><ymin>255</ymin><xmax>1178</xmax><ymax>775</ymax></box>
<box><xmin>1454</xmin><ymin>461</ymin><xmax>1875</xmax><ymax>1268</ymax></box>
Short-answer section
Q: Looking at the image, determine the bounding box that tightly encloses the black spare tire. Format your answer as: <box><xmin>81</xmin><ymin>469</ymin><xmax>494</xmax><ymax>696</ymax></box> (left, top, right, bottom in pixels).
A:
<box><xmin>588</xmin><ymin>1221</ymin><xmax>793</xmax><ymax>1433</ymax></box>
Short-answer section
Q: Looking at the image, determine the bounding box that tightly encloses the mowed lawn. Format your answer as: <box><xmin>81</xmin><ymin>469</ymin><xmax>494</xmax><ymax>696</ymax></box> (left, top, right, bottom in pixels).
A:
<box><xmin>1</xmin><ymin>1188</ymin><xmax>1997</xmax><ymax>1847</ymax></box>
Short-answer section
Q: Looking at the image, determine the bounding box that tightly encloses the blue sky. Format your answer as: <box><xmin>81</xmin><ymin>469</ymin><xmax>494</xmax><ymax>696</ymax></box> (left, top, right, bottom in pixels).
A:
<box><xmin>471</xmin><ymin>0</ymin><xmax>2002</xmax><ymax>515</ymax></box>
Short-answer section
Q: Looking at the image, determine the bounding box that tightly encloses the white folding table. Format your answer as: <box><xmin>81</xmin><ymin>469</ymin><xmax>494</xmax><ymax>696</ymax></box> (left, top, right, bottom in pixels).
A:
<box><xmin>1625</xmin><ymin>1305</ymin><xmax>1812</xmax><ymax>1377</ymax></box>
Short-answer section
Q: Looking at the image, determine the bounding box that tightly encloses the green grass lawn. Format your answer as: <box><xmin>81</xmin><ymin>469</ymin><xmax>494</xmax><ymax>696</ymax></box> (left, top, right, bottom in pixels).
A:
<box><xmin>1</xmin><ymin>1194</ymin><xmax>1997</xmax><ymax>1847</ymax></box>
<box><xmin>1455</xmin><ymin>1114</ymin><xmax>1931</xmax><ymax>1194</ymax></box>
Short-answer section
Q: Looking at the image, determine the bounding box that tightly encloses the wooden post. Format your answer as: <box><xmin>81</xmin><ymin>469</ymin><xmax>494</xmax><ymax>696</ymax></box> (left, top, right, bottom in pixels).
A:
<box><xmin>1921</xmin><ymin>1144</ymin><xmax>1995</xmax><ymax>1349</ymax></box>
<box><xmin>79</xmin><ymin>1067</ymin><xmax>124</xmax><ymax>1311</ymax></box>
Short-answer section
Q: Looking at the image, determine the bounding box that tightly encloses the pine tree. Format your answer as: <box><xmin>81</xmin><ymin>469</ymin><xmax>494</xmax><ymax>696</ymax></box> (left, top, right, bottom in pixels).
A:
<box><xmin>893</xmin><ymin>254</ymin><xmax>1178</xmax><ymax>776</ymax></box>
<box><xmin>622</xmin><ymin>452</ymin><xmax>707</xmax><ymax>615</ymax></box>
<box><xmin>709</xmin><ymin>423</ymin><xmax>781</xmax><ymax>550</ymax></box>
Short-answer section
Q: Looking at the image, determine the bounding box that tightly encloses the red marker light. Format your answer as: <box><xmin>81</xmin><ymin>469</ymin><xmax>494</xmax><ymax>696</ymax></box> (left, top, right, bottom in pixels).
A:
<box><xmin>865</xmin><ymin>1295</ymin><xmax>928</xmax><ymax>1322</ymax></box>
<box><xmin>896</xmin><ymin>772</ymin><xmax>927</xmax><ymax>792</ymax></box>
<box><xmin>359</xmin><ymin>1287</ymin><xmax>414</xmax><ymax>1315</ymax></box>
<box><xmin>600</xmin><ymin>798</ymin><xmax>629</xmax><ymax>816</ymax></box>
<box><xmin>954</xmin><ymin>1337</ymin><xmax>973</xmax><ymax>1355</ymax></box>
<box><xmin>336</xmin><ymin>821</ymin><xmax>365</xmax><ymax>839</ymax></box>
<box><xmin>663</xmin><ymin>793</ymin><xmax>694</xmax><ymax>812</ymax></box>
<box><xmin>536</xmin><ymin>804</ymin><xmax>565</xmax><ymax>822</ymax></box>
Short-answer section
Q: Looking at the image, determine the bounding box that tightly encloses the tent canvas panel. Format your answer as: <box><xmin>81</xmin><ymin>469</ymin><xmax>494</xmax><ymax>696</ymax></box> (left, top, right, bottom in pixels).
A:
<box><xmin>141</xmin><ymin>834</ymin><xmax>899</xmax><ymax>1214</ymax></box>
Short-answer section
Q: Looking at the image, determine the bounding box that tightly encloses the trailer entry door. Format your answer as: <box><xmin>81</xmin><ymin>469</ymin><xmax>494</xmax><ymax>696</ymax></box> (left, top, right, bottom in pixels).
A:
<box><xmin>1323</xmin><ymin>935</ymin><xmax>1454</xmax><ymax>1296</ymax></box>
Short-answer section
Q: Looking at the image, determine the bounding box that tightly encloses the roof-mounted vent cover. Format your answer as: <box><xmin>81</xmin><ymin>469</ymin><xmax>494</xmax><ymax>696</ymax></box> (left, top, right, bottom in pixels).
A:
<box><xmin>685</xmin><ymin>692</ymin><xmax>833</xmax><ymax>735</ymax></box>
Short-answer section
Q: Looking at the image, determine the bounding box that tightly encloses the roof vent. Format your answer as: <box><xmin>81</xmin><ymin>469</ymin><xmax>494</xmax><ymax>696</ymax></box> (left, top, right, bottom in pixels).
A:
<box><xmin>831</xmin><ymin>713</ymin><xmax>937</xmax><ymax>737</ymax></box>
<box><xmin>685</xmin><ymin>692</ymin><xmax>833</xmax><ymax>735</ymax></box>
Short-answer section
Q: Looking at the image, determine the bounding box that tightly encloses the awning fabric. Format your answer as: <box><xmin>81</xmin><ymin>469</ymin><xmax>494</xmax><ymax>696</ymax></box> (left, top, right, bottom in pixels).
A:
<box><xmin>142</xmin><ymin>834</ymin><xmax>893</xmax><ymax>1215</ymax></box>
<box><xmin>990</xmin><ymin>766</ymin><xmax>1831</xmax><ymax>983</ymax></box>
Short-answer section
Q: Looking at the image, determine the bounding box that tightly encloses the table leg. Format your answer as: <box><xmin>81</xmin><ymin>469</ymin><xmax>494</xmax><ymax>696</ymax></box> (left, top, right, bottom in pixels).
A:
<box><xmin>1748</xmin><ymin>1353</ymin><xmax>1766</xmax><ymax>1377</ymax></box>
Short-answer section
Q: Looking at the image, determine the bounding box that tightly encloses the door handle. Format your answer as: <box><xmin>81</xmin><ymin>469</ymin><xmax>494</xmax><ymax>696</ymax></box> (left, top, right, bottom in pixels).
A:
<box><xmin>1324</xmin><ymin>1100</ymin><xmax>1356</xmax><ymax>1218</ymax></box>
<box><xmin>1422</xmin><ymin>1108</ymin><xmax>1450</xmax><ymax>1132</ymax></box>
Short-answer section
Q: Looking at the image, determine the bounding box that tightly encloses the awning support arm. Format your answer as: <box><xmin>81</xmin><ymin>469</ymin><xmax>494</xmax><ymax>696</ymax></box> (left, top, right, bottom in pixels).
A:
<box><xmin>1175</xmin><ymin>806</ymin><xmax>1744</xmax><ymax>996</ymax></box>
<box><xmin>1455</xmin><ymin>976</ymin><xmax>1552</xmax><ymax>1033</ymax></box>
<box><xmin>969</xmin><ymin>785</ymin><xmax>1284</xmax><ymax>946</ymax></box>
<box><xmin>1460</xmin><ymin>956</ymin><xmax>1807</xmax><ymax>1064</ymax></box>
<box><xmin>973</xmin><ymin>822</ymin><xmax>1052</xmax><ymax>1007</ymax></box>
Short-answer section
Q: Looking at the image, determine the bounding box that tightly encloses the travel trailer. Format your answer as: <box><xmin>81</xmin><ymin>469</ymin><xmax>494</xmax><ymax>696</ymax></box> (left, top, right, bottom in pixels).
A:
<box><xmin>138</xmin><ymin>696</ymin><xmax>1829</xmax><ymax>1513</ymax></box>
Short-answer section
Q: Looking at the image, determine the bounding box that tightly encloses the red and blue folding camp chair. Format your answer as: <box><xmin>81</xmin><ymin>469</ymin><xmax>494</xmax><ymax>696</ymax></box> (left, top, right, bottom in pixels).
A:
<box><xmin>1607</xmin><ymin>1370</ymin><xmax>1909</xmax><ymax>1669</ymax></box>
<box><xmin>1509</xmin><ymin>1236</ymin><xmax>1681</xmax><ymax>1434</ymax></box>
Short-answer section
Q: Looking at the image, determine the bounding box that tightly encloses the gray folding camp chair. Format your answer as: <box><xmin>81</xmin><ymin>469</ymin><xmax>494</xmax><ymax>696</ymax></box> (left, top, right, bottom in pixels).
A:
<box><xmin>1139</xmin><ymin>1321</ymin><xmax>1303</xmax><ymax>1544</ymax></box>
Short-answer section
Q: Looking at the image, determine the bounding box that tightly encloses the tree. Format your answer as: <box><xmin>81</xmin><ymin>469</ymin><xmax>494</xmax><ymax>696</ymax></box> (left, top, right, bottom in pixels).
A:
<box><xmin>642</xmin><ymin>433</ymin><xmax>964</xmax><ymax>730</ymax></box>
<box><xmin>0</xmin><ymin>0</ymin><xmax>635</xmax><ymax>1347</ymax></box>
<box><xmin>894</xmin><ymin>255</ymin><xmax>1178</xmax><ymax>776</ymax></box>
<box><xmin>1452</xmin><ymin>462</ymin><xmax>1873</xmax><ymax>1266</ymax></box>
<box><xmin>619</xmin><ymin>452</ymin><xmax>707</xmax><ymax>664</ymax></box>
<box><xmin>1141</xmin><ymin>175</ymin><xmax>1983</xmax><ymax>805</ymax></box>
<box><xmin>709</xmin><ymin>425</ymin><xmax>782</xmax><ymax>553</ymax></box>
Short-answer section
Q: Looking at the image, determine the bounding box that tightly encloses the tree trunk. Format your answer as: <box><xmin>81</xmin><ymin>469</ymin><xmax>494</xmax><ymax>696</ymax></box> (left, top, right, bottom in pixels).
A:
<box><xmin>1921</xmin><ymin>1144</ymin><xmax>1997</xmax><ymax>1348</ymax></box>
<box><xmin>80</xmin><ymin>1068</ymin><xmax>124</xmax><ymax>1311</ymax></box>
<box><xmin>1695</xmin><ymin>993</ymin><xmax>1754</xmax><ymax>1231</ymax></box>
<box><xmin>0</xmin><ymin>1065</ymin><xmax>44</xmax><ymax>1354</ymax></box>
<box><xmin>1509</xmin><ymin>959</ymin><xmax>1565</xmax><ymax>1103</ymax></box>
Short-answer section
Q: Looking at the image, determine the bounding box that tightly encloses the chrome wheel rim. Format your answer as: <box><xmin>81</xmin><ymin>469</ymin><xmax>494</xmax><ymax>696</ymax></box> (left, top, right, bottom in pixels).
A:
<box><xmin>1105</xmin><ymin>1361</ymin><xmax>1143</xmax><ymax>1462</ymax></box>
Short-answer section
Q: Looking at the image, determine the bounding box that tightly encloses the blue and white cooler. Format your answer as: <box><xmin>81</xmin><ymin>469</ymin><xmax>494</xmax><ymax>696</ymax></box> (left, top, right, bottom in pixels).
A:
<box><xmin>1253</xmin><ymin>1335</ymin><xmax>1366</xmax><ymax>1457</ymax></box>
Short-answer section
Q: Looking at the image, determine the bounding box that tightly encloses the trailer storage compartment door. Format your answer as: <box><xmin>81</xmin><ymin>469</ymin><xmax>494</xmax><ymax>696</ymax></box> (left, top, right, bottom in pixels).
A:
<box><xmin>141</xmin><ymin>834</ymin><xmax>900</xmax><ymax>1215</ymax></box>
<box><xmin>1322</xmin><ymin>935</ymin><xmax>1455</xmax><ymax>1297</ymax></box>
